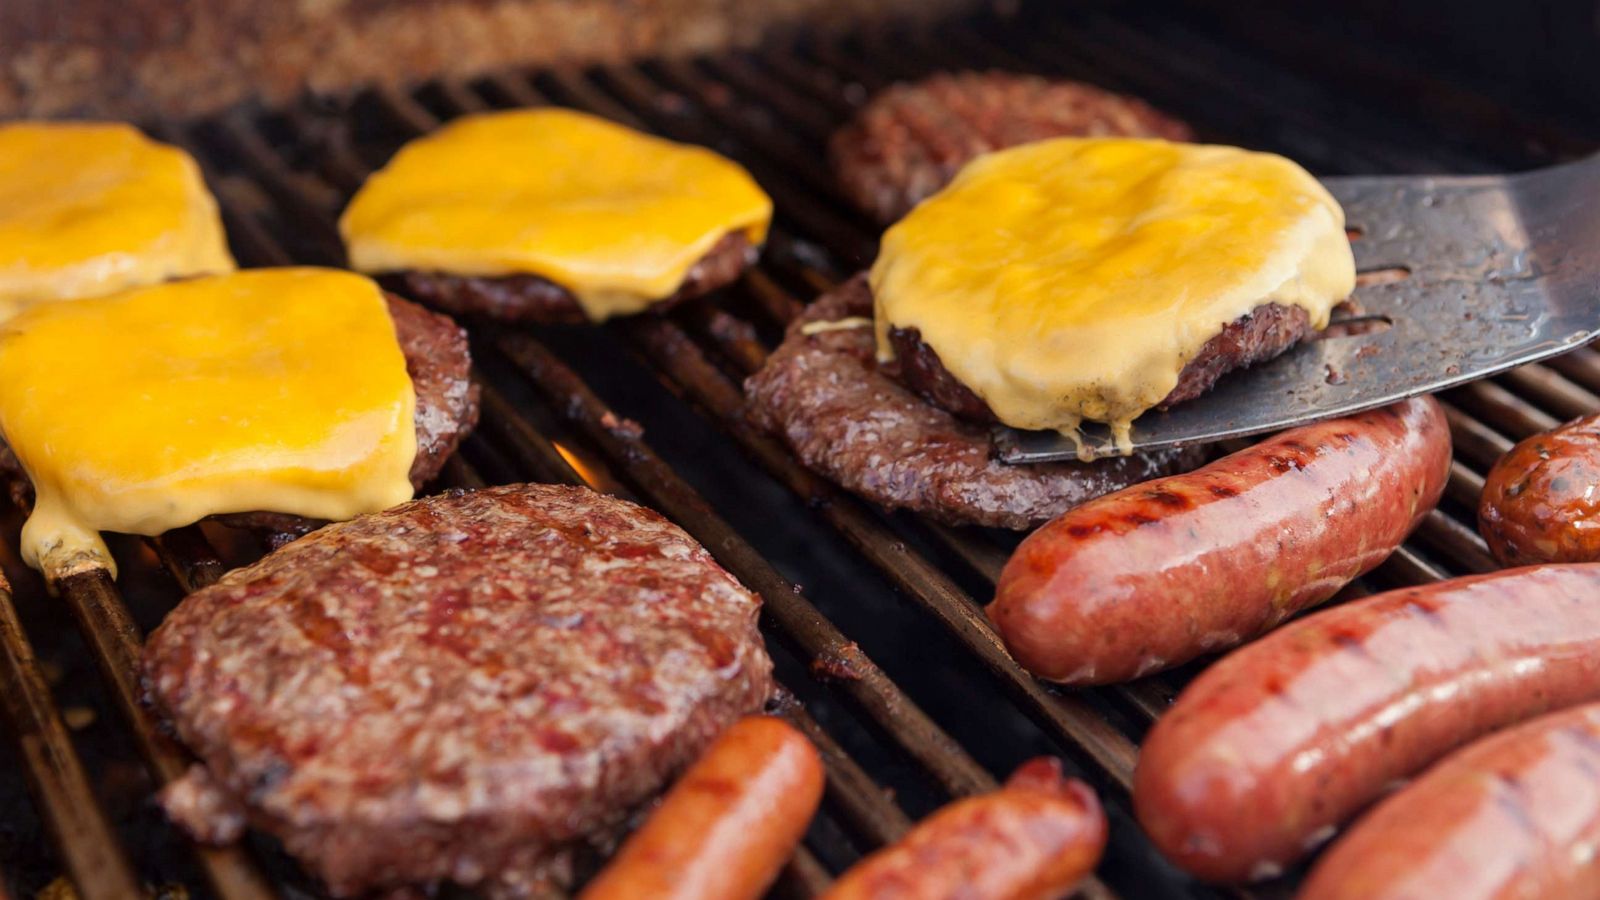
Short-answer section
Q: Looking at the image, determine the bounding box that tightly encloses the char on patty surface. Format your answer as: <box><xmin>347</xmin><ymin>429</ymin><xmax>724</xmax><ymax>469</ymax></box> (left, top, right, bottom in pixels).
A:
<box><xmin>144</xmin><ymin>483</ymin><xmax>773</xmax><ymax>897</ymax></box>
<box><xmin>743</xmin><ymin>276</ymin><xmax>1204</xmax><ymax>529</ymax></box>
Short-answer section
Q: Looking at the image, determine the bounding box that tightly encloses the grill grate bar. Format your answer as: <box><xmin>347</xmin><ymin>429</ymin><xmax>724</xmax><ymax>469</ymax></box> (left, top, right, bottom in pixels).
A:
<box><xmin>0</xmin><ymin>574</ymin><xmax>141</xmax><ymax>900</ymax></box>
<box><xmin>51</xmin><ymin>570</ymin><xmax>277</xmax><ymax>900</ymax></box>
<box><xmin>1545</xmin><ymin>348</ymin><xmax>1600</xmax><ymax>397</ymax></box>
<box><xmin>1450</xmin><ymin>381</ymin><xmax>1561</xmax><ymax>440</ymax></box>
<box><xmin>147</xmin><ymin>527</ymin><xmax>230</xmax><ymax>595</ymax></box>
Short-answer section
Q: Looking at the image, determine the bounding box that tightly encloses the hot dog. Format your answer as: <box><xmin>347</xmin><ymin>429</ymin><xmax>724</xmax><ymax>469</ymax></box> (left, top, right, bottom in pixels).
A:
<box><xmin>1480</xmin><ymin>412</ymin><xmax>1600</xmax><ymax>566</ymax></box>
<box><xmin>821</xmin><ymin>757</ymin><xmax>1106</xmax><ymax>900</ymax></box>
<box><xmin>1300</xmin><ymin>702</ymin><xmax>1600</xmax><ymax>900</ymax></box>
<box><xmin>989</xmin><ymin>397</ymin><xmax>1450</xmax><ymax>684</ymax></box>
<box><xmin>1133</xmin><ymin>564</ymin><xmax>1600</xmax><ymax>883</ymax></box>
<box><xmin>579</xmin><ymin>716</ymin><xmax>824</xmax><ymax>900</ymax></box>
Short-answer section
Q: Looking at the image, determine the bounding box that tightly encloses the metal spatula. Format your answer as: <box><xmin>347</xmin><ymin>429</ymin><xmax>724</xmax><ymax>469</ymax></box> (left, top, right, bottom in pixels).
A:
<box><xmin>996</xmin><ymin>151</ymin><xmax>1600</xmax><ymax>464</ymax></box>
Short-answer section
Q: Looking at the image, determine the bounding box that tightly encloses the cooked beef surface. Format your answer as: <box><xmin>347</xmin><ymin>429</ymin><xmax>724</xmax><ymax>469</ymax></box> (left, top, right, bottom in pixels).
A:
<box><xmin>743</xmin><ymin>276</ymin><xmax>1203</xmax><ymax>529</ymax></box>
<box><xmin>399</xmin><ymin>231</ymin><xmax>757</xmax><ymax>324</ymax></box>
<box><xmin>0</xmin><ymin>294</ymin><xmax>478</xmax><ymax>537</ymax></box>
<box><xmin>831</xmin><ymin>71</ymin><xmax>1194</xmax><ymax>224</ymax></box>
<box><xmin>143</xmin><ymin>483</ymin><xmax>773</xmax><ymax>898</ymax></box>
<box><xmin>888</xmin><ymin>303</ymin><xmax>1316</xmax><ymax>424</ymax></box>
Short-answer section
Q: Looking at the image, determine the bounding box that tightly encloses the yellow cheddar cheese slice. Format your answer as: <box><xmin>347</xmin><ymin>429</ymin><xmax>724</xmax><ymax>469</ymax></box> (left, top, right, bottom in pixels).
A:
<box><xmin>339</xmin><ymin>108</ymin><xmax>772</xmax><ymax>321</ymax></box>
<box><xmin>0</xmin><ymin>122</ymin><xmax>235</xmax><ymax>319</ymax></box>
<box><xmin>871</xmin><ymin>138</ymin><xmax>1355</xmax><ymax>453</ymax></box>
<box><xmin>0</xmin><ymin>268</ymin><xmax>416</xmax><ymax>578</ymax></box>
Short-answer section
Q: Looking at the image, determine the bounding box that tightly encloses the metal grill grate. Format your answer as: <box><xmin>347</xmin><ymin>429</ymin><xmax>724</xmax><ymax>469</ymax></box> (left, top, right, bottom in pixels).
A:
<box><xmin>1</xmin><ymin>3</ymin><xmax>1596</xmax><ymax>899</ymax></box>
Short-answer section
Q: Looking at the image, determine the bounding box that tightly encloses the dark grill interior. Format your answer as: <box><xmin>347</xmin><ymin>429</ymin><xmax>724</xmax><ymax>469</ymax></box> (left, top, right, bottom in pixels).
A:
<box><xmin>3</xmin><ymin>3</ymin><xmax>1597</xmax><ymax>899</ymax></box>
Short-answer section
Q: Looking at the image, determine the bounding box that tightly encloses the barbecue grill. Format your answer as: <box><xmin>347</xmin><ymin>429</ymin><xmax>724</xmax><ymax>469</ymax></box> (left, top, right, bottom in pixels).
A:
<box><xmin>2</xmin><ymin>2</ymin><xmax>1597</xmax><ymax>898</ymax></box>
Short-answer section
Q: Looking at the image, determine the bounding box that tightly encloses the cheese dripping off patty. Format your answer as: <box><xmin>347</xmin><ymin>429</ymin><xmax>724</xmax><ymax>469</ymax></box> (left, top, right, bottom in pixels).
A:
<box><xmin>0</xmin><ymin>268</ymin><xmax>417</xmax><ymax>579</ymax></box>
<box><xmin>871</xmin><ymin>138</ymin><xmax>1355</xmax><ymax>453</ymax></box>
<box><xmin>0</xmin><ymin>121</ymin><xmax>235</xmax><ymax>319</ymax></box>
<box><xmin>339</xmin><ymin>108</ymin><xmax>773</xmax><ymax>322</ymax></box>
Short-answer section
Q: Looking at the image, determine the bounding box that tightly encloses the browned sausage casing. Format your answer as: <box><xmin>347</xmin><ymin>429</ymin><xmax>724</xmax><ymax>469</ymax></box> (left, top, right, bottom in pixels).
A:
<box><xmin>989</xmin><ymin>397</ymin><xmax>1450</xmax><ymax>684</ymax></box>
<box><xmin>1134</xmin><ymin>564</ymin><xmax>1600</xmax><ymax>883</ymax></box>
<box><xmin>579</xmin><ymin>716</ymin><xmax>824</xmax><ymax>900</ymax></box>
<box><xmin>822</xmin><ymin>757</ymin><xmax>1106</xmax><ymax>900</ymax></box>
<box><xmin>1300</xmin><ymin>702</ymin><xmax>1600</xmax><ymax>900</ymax></box>
<box><xmin>1480</xmin><ymin>412</ymin><xmax>1600</xmax><ymax>566</ymax></box>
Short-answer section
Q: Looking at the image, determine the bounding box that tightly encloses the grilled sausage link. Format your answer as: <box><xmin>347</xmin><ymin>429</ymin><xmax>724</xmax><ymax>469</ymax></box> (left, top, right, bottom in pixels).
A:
<box><xmin>1300</xmin><ymin>702</ymin><xmax>1600</xmax><ymax>900</ymax></box>
<box><xmin>1480</xmin><ymin>413</ymin><xmax>1600</xmax><ymax>566</ymax></box>
<box><xmin>821</xmin><ymin>757</ymin><xmax>1106</xmax><ymax>900</ymax></box>
<box><xmin>579</xmin><ymin>716</ymin><xmax>824</xmax><ymax>900</ymax></box>
<box><xmin>989</xmin><ymin>397</ymin><xmax>1450</xmax><ymax>684</ymax></box>
<box><xmin>1133</xmin><ymin>564</ymin><xmax>1600</xmax><ymax>883</ymax></box>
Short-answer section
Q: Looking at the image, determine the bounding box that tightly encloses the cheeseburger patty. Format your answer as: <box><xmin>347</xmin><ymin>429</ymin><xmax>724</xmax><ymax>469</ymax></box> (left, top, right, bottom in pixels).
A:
<box><xmin>144</xmin><ymin>484</ymin><xmax>773</xmax><ymax>897</ymax></box>
<box><xmin>889</xmin><ymin>303</ymin><xmax>1317</xmax><ymax>424</ymax></box>
<box><xmin>831</xmin><ymin>71</ymin><xmax>1193</xmax><ymax>223</ymax></box>
<box><xmin>398</xmin><ymin>231</ymin><xmax>756</xmax><ymax>324</ymax></box>
<box><xmin>0</xmin><ymin>294</ymin><xmax>478</xmax><ymax>535</ymax></box>
<box><xmin>744</xmin><ymin>276</ymin><xmax>1204</xmax><ymax>529</ymax></box>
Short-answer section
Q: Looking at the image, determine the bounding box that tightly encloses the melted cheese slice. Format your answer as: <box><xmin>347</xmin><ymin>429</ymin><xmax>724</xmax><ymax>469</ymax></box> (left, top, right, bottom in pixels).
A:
<box><xmin>0</xmin><ymin>268</ymin><xmax>416</xmax><ymax>579</ymax></box>
<box><xmin>340</xmin><ymin>108</ymin><xmax>772</xmax><ymax>321</ymax></box>
<box><xmin>872</xmin><ymin>138</ymin><xmax>1355</xmax><ymax>451</ymax></box>
<box><xmin>0</xmin><ymin>122</ymin><xmax>235</xmax><ymax>320</ymax></box>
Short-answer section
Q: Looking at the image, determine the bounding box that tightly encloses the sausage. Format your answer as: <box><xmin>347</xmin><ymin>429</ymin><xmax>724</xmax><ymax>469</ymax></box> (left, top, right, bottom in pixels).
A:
<box><xmin>822</xmin><ymin>757</ymin><xmax>1106</xmax><ymax>900</ymax></box>
<box><xmin>1133</xmin><ymin>564</ymin><xmax>1600</xmax><ymax>883</ymax></box>
<box><xmin>1479</xmin><ymin>412</ymin><xmax>1600</xmax><ymax>566</ymax></box>
<box><xmin>1300</xmin><ymin>702</ymin><xmax>1600</xmax><ymax>900</ymax></box>
<box><xmin>579</xmin><ymin>716</ymin><xmax>824</xmax><ymax>900</ymax></box>
<box><xmin>988</xmin><ymin>397</ymin><xmax>1450</xmax><ymax>684</ymax></box>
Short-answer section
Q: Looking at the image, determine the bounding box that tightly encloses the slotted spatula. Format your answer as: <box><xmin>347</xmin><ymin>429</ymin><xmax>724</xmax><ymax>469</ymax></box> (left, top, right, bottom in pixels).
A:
<box><xmin>996</xmin><ymin>151</ymin><xmax>1600</xmax><ymax>463</ymax></box>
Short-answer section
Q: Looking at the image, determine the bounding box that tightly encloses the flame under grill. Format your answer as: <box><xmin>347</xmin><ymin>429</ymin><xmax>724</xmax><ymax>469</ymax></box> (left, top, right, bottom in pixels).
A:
<box><xmin>1</xmin><ymin>4</ymin><xmax>1597</xmax><ymax>899</ymax></box>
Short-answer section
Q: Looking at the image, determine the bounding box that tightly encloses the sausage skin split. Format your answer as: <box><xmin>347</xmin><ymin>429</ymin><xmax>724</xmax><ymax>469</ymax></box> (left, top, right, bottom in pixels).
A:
<box><xmin>989</xmin><ymin>397</ymin><xmax>1450</xmax><ymax>684</ymax></box>
<box><xmin>821</xmin><ymin>757</ymin><xmax>1106</xmax><ymax>900</ymax></box>
<box><xmin>1134</xmin><ymin>564</ymin><xmax>1600</xmax><ymax>883</ymax></box>
<box><xmin>1300</xmin><ymin>702</ymin><xmax>1600</xmax><ymax>900</ymax></box>
<box><xmin>1480</xmin><ymin>412</ymin><xmax>1600</xmax><ymax>566</ymax></box>
<box><xmin>579</xmin><ymin>716</ymin><xmax>824</xmax><ymax>900</ymax></box>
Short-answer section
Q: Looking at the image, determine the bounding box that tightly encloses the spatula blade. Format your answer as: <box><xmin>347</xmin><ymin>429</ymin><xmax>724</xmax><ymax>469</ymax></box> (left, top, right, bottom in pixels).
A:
<box><xmin>997</xmin><ymin>155</ymin><xmax>1600</xmax><ymax>464</ymax></box>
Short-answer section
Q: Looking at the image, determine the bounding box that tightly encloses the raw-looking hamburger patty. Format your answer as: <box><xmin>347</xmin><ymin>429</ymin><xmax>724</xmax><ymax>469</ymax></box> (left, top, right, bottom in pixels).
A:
<box><xmin>743</xmin><ymin>276</ymin><xmax>1204</xmax><ymax>529</ymax></box>
<box><xmin>831</xmin><ymin>71</ymin><xmax>1193</xmax><ymax>223</ymax></box>
<box><xmin>888</xmin><ymin>304</ymin><xmax>1316</xmax><ymax>423</ymax></box>
<box><xmin>143</xmin><ymin>483</ymin><xmax>774</xmax><ymax>898</ymax></box>
<box><xmin>398</xmin><ymin>231</ymin><xmax>757</xmax><ymax>324</ymax></box>
<box><xmin>0</xmin><ymin>294</ymin><xmax>479</xmax><ymax>536</ymax></box>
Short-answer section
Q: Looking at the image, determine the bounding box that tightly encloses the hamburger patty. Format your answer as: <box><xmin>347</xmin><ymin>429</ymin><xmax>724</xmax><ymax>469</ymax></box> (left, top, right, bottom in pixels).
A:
<box><xmin>398</xmin><ymin>231</ymin><xmax>756</xmax><ymax>324</ymax></box>
<box><xmin>888</xmin><ymin>303</ymin><xmax>1317</xmax><ymax>424</ymax></box>
<box><xmin>144</xmin><ymin>483</ymin><xmax>773</xmax><ymax>897</ymax></box>
<box><xmin>743</xmin><ymin>276</ymin><xmax>1204</xmax><ymax>529</ymax></box>
<box><xmin>831</xmin><ymin>71</ymin><xmax>1193</xmax><ymax>223</ymax></box>
<box><xmin>0</xmin><ymin>294</ymin><xmax>478</xmax><ymax>534</ymax></box>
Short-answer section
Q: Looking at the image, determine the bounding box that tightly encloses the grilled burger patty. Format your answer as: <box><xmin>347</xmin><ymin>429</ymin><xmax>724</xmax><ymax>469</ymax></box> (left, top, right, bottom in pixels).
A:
<box><xmin>0</xmin><ymin>294</ymin><xmax>478</xmax><ymax>533</ymax></box>
<box><xmin>888</xmin><ymin>303</ymin><xmax>1317</xmax><ymax>424</ymax></box>
<box><xmin>743</xmin><ymin>276</ymin><xmax>1204</xmax><ymax>529</ymax></box>
<box><xmin>831</xmin><ymin>71</ymin><xmax>1193</xmax><ymax>223</ymax></box>
<box><xmin>144</xmin><ymin>483</ymin><xmax>774</xmax><ymax>898</ymax></box>
<box><xmin>398</xmin><ymin>231</ymin><xmax>756</xmax><ymax>324</ymax></box>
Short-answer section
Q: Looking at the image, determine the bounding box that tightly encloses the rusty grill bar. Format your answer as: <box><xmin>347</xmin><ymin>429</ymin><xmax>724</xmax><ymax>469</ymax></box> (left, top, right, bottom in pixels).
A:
<box><xmin>1</xmin><ymin>4</ymin><xmax>1596</xmax><ymax>899</ymax></box>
